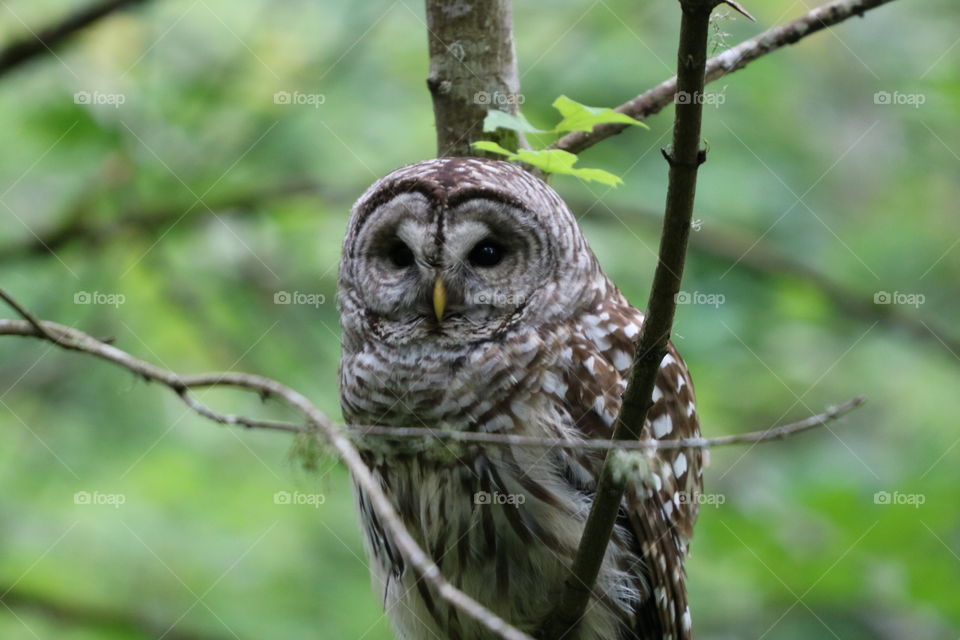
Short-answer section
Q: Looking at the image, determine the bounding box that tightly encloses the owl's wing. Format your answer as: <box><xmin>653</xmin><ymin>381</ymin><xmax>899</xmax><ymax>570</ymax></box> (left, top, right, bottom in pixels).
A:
<box><xmin>559</xmin><ymin>294</ymin><xmax>702</xmax><ymax>639</ymax></box>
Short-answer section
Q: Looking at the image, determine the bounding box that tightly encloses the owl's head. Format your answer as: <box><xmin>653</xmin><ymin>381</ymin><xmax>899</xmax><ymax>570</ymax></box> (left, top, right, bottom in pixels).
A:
<box><xmin>338</xmin><ymin>158</ymin><xmax>603</xmax><ymax>345</ymax></box>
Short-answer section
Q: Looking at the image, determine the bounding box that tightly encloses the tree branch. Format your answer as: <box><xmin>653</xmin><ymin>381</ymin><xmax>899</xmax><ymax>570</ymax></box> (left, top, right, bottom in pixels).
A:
<box><xmin>0</xmin><ymin>0</ymin><xmax>151</xmax><ymax>78</ymax></box>
<box><xmin>425</xmin><ymin>0</ymin><xmax>525</xmax><ymax>156</ymax></box>
<box><xmin>0</xmin><ymin>291</ymin><xmax>534</xmax><ymax>640</ymax></box>
<box><xmin>551</xmin><ymin>0</ymin><xmax>898</xmax><ymax>155</ymax></box>
<box><xmin>542</xmin><ymin>1</ymin><xmax>718</xmax><ymax>635</ymax></box>
<box><xmin>0</xmin><ymin>585</ymin><xmax>230</xmax><ymax>640</ymax></box>
<box><xmin>351</xmin><ymin>397</ymin><xmax>864</xmax><ymax>451</ymax></box>
<box><xmin>575</xmin><ymin>202</ymin><xmax>960</xmax><ymax>358</ymax></box>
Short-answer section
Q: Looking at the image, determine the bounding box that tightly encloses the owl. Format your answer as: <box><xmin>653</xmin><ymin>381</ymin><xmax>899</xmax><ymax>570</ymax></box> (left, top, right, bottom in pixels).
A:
<box><xmin>338</xmin><ymin>157</ymin><xmax>703</xmax><ymax>640</ymax></box>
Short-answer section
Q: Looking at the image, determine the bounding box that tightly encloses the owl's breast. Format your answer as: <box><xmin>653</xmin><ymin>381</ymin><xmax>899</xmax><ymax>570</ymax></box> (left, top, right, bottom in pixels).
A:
<box><xmin>339</xmin><ymin>327</ymin><xmax>561</xmax><ymax>433</ymax></box>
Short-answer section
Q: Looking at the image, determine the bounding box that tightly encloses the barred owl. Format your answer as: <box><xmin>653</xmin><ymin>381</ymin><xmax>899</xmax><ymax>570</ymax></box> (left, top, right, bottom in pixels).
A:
<box><xmin>338</xmin><ymin>157</ymin><xmax>702</xmax><ymax>640</ymax></box>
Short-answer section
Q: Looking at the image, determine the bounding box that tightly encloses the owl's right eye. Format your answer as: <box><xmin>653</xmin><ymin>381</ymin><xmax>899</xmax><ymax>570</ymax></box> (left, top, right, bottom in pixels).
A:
<box><xmin>386</xmin><ymin>241</ymin><xmax>415</xmax><ymax>269</ymax></box>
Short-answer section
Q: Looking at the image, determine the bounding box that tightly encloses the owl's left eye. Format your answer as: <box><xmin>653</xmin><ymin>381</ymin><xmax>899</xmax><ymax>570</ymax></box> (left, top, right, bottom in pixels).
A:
<box><xmin>386</xmin><ymin>241</ymin><xmax>415</xmax><ymax>268</ymax></box>
<box><xmin>467</xmin><ymin>239</ymin><xmax>505</xmax><ymax>268</ymax></box>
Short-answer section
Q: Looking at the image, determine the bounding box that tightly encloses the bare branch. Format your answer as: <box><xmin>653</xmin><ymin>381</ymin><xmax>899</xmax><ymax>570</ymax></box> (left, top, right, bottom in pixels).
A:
<box><xmin>350</xmin><ymin>397</ymin><xmax>864</xmax><ymax>452</ymax></box>
<box><xmin>0</xmin><ymin>292</ymin><xmax>533</xmax><ymax>640</ymax></box>
<box><xmin>542</xmin><ymin>0</ymin><xmax>719</xmax><ymax>635</ymax></box>
<box><xmin>552</xmin><ymin>0</ymin><xmax>899</xmax><ymax>155</ymax></box>
<box><xmin>576</xmin><ymin>202</ymin><xmax>960</xmax><ymax>358</ymax></box>
<box><xmin>0</xmin><ymin>0</ymin><xmax>151</xmax><ymax>78</ymax></box>
<box><xmin>0</xmin><ymin>180</ymin><xmax>320</xmax><ymax>265</ymax></box>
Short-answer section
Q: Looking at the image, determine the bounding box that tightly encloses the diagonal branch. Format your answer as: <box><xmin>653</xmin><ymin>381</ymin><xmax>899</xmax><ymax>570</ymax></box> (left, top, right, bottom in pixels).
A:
<box><xmin>0</xmin><ymin>585</ymin><xmax>230</xmax><ymax>640</ymax></box>
<box><xmin>0</xmin><ymin>0</ymin><xmax>152</xmax><ymax>78</ymax></box>
<box><xmin>551</xmin><ymin>0</ymin><xmax>899</xmax><ymax>155</ymax></box>
<box><xmin>542</xmin><ymin>0</ymin><xmax>720</xmax><ymax>635</ymax></box>
<box><xmin>0</xmin><ymin>290</ymin><xmax>534</xmax><ymax>640</ymax></box>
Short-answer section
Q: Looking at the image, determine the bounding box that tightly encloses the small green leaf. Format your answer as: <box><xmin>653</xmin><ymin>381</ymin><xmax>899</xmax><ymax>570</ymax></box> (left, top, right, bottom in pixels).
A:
<box><xmin>551</xmin><ymin>95</ymin><xmax>649</xmax><ymax>133</ymax></box>
<box><xmin>471</xmin><ymin>140</ymin><xmax>516</xmax><ymax>157</ymax></box>
<box><xmin>482</xmin><ymin>109</ymin><xmax>549</xmax><ymax>134</ymax></box>
<box><xmin>511</xmin><ymin>149</ymin><xmax>624</xmax><ymax>187</ymax></box>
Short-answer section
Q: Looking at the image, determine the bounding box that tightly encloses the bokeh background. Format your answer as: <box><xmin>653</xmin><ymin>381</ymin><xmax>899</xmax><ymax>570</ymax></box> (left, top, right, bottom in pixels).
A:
<box><xmin>1</xmin><ymin>0</ymin><xmax>958</xmax><ymax>638</ymax></box>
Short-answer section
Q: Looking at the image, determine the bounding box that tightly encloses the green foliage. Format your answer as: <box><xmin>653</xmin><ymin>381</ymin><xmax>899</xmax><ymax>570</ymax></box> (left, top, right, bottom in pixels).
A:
<box><xmin>475</xmin><ymin>95</ymin><xmax>648</xmax><ymax>186</ymax></box>
<box><xmin>474</xmin><ymin>141</ymin><xmax>626</xmax><ymax>186</ymax></box>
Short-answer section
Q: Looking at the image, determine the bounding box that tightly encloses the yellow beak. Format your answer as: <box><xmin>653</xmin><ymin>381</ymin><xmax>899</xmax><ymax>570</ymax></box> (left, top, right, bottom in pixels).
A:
<box><xmin>433</xmin><ymin>277</ymin><xmax>446</xmax><ymax>322</ymax></box>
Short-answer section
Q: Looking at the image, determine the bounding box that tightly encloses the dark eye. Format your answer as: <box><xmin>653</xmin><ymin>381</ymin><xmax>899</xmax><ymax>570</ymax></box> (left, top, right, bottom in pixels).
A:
<box><xmin>386</xmin><ymin>241</ymin><xmax>415</xmax><ymax>268</ymax></box>
<box><xmin>467</xmin><ymin>239</ymin><xmax>504</xmax><ymax>268</ymax></box>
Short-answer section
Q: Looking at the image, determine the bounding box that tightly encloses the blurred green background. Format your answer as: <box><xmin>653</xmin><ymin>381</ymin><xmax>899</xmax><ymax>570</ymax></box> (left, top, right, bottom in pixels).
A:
<box><xmin>0</xmin><ymin>0</ymin><xmax>957</xmax><ymax>638</ymax></box>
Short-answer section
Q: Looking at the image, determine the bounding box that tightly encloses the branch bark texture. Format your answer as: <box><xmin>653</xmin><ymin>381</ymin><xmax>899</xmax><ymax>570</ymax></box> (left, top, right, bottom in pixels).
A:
<box><xmin>552</xmin><ymin>0</ymin><xmax>898</xmax><ymax>155</ymax></box>
<box><xmin>425</xmin><ymin>0</ymin><xmax>524</xmax><ymax>156</ymax></box>
<box><xmin>542</xmin><ymin>1</ymin><xmax>717</xmax><ymax>635</ymax></box>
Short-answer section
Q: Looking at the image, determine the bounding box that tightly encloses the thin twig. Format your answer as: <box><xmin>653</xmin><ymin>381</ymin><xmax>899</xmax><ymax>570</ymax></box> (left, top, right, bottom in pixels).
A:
<box><xmin>351</xmin><ymin>397</ymin><xmax>864</xmax><ymax>451</ymax></box>
<box><xmin>0</xmin><ymin>314</ymin><xmax>864</xmax><ymax>451</ymax></box>
<box><xmin>551</xmin><ymin>0</ymin><xmax>899</xmax><ymax>155</ymax></box>
<box><xmin>0</xmin><ymin>296</ymin><xmax>533</xmax><ymax>640</ymax></box>
<box><xmin>0</xmin><ymin>0</ymin><xmax>151</xmax><ymax>77</ymax></box>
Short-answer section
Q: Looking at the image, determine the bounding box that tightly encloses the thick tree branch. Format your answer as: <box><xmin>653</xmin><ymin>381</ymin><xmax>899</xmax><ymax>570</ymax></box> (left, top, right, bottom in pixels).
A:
<box><xmin>0</xmin><ymin>0</ymin><xmax>151</xmax><ymax>78</ymax></box>
<box><xmin>542</xmin><ymin>1</ymin><xmax>718</xmax><ymax>635</ymax></box>
<box><xmin>0</xmin><ymin>293</ymin><xmax>533</xmax><ymax>640</ymax></box>
<box><xmin>425</xmin><ymin>0</ymin><xmax>525</xmax><ymax>156</ymax></box>
<box><xmin>552</xmin><ymin>0</ymin><xmax>898</xmax><ymax>155</ymax></box>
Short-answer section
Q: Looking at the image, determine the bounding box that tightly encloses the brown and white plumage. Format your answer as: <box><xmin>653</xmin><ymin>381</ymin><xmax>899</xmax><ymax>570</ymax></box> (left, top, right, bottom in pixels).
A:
<box><xmin>338</xmin><ymin>158</ymin><xmax>703</xmax><ymax>640</ymax></box>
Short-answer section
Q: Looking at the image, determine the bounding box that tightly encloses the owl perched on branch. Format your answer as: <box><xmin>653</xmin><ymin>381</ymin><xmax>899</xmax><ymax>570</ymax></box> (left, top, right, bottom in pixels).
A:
<box><xmin>338</xmin><ymin>158</ymin><xmax>702</xmax><ymax>640</ymax></box>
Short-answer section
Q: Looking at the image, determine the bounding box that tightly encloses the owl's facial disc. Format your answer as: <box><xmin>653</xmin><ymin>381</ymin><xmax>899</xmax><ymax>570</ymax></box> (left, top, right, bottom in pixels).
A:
<box><xmin>352</xmin><ymin>193</ymin><xmax>549</xmax><ymax>338</ymax></box>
